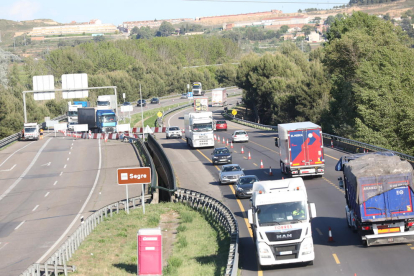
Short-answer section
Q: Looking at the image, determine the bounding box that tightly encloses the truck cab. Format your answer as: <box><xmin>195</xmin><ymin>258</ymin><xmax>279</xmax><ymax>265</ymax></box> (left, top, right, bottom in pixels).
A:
<box><xmin>248</xmin><ymin>178</ymin><xmax>316</xmax><ymax>267</ymax></box>
<box><xmin>96</xmin><ymin>109</ymin><xmax>117</xmax><ymax>133</ymax></box>
<box><xmin>21</xmin><ymin>123</ymin><xmax>40</xmax><ymax>141</ymax></box>
<box><xmin>184</xmin><ymin>111</ymin><xmax>214</xmax><ymax>148</ymax></box>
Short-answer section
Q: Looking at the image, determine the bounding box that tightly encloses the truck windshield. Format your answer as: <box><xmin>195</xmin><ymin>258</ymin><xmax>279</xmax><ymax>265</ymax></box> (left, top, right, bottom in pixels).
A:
<box><xmin>193</xmin><ymin>123</ymin><xmax>212</xmax><ymax>132</ymax></box>
<box><xmin>257</xmin><ymin>201</ymin><xmax>307</xmax><ymax>226</ymax></box>
<box><xmin>24</xmin><ymin>127</ymin><xmax>37</xmax><ymax>133</ymax></box>
<box><xmin>193</xmin><ymin>85</ymin><xmax>201</xmax><ymax>89</ymax></box>
<box><xmin>97</xmin><ymin>101</ymin><xmax>110</xmax><ymax>106</ymax></box>
<box><xmin>68</xmin><ymin>111</ymin><xmax>78</xmax><ymax>116</ymax></box>
<box><xmin>103</xmin><ymin>115</ymin><xmax>116</xmax><ymax>122</ymax></box>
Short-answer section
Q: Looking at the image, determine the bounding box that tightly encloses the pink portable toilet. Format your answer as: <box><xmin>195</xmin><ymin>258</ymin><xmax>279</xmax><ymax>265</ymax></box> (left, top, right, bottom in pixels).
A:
<box><xmin>138</xmin><ymin>228</ymin><xmax>162</xmax><ymax>275</ymax></box>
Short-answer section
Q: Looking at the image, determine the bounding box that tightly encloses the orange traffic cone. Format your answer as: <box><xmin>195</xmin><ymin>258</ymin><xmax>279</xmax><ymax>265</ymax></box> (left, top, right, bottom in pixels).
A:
<box><xmin>226</xmin><ymin>139</ymin><xmax>229</xmax><ymax>146</ymax></box>
<box><xmin>214</xmin><ymin>134</ymin><xmax>216</xmax><ymax>141</ymax></box>
<box><xmin>230</xmin><ymin>141</ymin><xmax>233</xmax><ymax>149</ymax></box>
<box><xmin>248</xmin><ymin>151</ymin><xmax>251</xmax><ymax>160</ymax></box>
<box><xmin>105</xmin><ymin>134</ymin><xmax>108</xmax><ymax>143</ymax></box>
<box><xmin>328</xmin><ymin>227</ymin><xmax>334</xmax><ymax>242</ymax></box>
<box><xmin>218</xmin><ymin>135</ymin><xmax>220</xmax><ymax>142</ymax></box>
<box><xmin>260</xmin><ymin>160</ymin><xmax>264</xmax><ymax>168</ymax></box>
<box><xmin>222</xmin><ymin>137</ymin><xmax>225</xmax><ymax>144</ymax></box>
<box><xmin>241</xmin><ymin>146</ymin><xmax>244</xmax><ymax>154</ymax></box>
<box><xmin>269</xmin><ymin>167</ymin><xmax>273</xmax><ymax>176</ymax></box>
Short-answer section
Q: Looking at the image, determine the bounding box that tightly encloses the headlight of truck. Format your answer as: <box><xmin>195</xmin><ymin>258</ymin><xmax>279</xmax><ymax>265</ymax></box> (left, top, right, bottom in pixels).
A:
<box><xmin>213</xmin><ymin>157</ymin><xmax>218</xmax><ymax>159</ymax></box>
<box><xmin>301</xmin><ymin>238</ymin><xmax>313</xmax><ymax>255</ymax></box>
<box><xmin>258</xmin><ymin>242</ymin><xmax>271</xmax><ymax>258</ymax></box>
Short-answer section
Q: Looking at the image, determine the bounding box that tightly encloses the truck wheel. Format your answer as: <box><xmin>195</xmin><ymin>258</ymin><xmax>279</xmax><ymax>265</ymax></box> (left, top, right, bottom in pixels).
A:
<box><xmin>361</xmin><ymin>239</ymin><xmax>368</xmax><ymax>247</ymax></box>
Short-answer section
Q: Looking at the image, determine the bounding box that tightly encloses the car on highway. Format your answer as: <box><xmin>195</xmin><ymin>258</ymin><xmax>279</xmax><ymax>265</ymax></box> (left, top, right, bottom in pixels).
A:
<box><xmin>211</xmin><ymin>147</ymin><xmax>232</xmax><ymax>164</ymax></box>
<box><xmin>151</xmin><ymin>97</ymin><xmax>160</xmax><ymax>104</ymax></box>
<box><xmin>232</xmin><ymin>130</ymin><xmax>249</xmax><ymax>143</ymax></box>
<box><xmin>137</xmin><ymin>99</ymin><xmax>147</xmax><ymax>107</ymax></box>
<box><xmin>122</xmin><ymin>101</ymin><xmax>131</xmax><ymax>106</ymax></box>
<box><xmin>214</xmin><ymin>120</ymin><xmax>227</xmax><ymax>131</ymax></box>
<box><xmin>234</xmin><ymin>175</ymin><xmax>260</xmax><ymax>199</ymax></box>
<box><xmin>181</xmin><ymin>93</ymin><xmax>188</xmax><ymax>99</ymax></box>
<box><xmin>165</xmin><ymin>126</ymin><xmax>182</xmax><ymax>139</ymax></box>
<box><xmin>219</xmin><ymin>164</ymin><xmax>245</xmax><ymax>184</ymax></box>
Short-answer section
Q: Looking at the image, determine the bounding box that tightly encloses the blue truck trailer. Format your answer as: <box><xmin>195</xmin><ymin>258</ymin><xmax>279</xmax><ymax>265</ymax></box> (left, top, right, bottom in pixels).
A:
<box><xmin>336</xmin><ymin>152</ymin><xmax>414</xmax><ymax>246</ymax></box>
<box><xmin>78</xmin><ymin>108</ymin><xmax>117</xmax><ymax>133</ymax></box>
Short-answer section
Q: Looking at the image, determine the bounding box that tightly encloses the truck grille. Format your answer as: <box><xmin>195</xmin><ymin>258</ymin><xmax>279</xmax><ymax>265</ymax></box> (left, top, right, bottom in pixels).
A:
<box><xmin>270</xmin><ymin>243</ymin><xmax>300</xmax><ymax>260</ymax></box>
<box><xmin>266</xmin><ymin>229</ymin><xmax>302</xmax><ymax>241</ymax></box>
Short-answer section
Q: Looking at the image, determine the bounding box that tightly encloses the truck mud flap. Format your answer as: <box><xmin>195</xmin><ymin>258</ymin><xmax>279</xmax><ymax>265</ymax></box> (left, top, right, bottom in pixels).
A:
<box><xmin>366</xmin><ymin>232</ymin><xmax>414</xmax><ymax>246</ymax></box>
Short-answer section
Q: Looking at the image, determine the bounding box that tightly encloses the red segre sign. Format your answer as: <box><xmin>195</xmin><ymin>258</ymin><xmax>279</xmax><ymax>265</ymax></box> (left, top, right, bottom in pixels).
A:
<box><xmin>117</xmin><ymin>167</ymin><xmax>151</xmax><ymax>185</ymax></box>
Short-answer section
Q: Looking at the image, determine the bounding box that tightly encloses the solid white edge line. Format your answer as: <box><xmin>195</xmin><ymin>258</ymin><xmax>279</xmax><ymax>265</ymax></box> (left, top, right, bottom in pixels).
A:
<box><xmin>36</xmin><ymin>138</ymin><xmax>102</xmax><ymax>263</ymax></box>
<box><xmin>0</xmin><ymin>139</ymin><xmax>52</xmax><ymax>202</ymax></box>
<box><xmin>15</xmin><ymin>220</ymin><xmax>26</xmax><ymax>230</ymax></box>
<box><xmin>32</xmin><ymin>205</ymin><xmax>39</xmax><ymax>211</ymax></box>
<box><xmin>0</xmin><ymin>141</ymin><xmax>35</xmax><ymax>167</ymax></box>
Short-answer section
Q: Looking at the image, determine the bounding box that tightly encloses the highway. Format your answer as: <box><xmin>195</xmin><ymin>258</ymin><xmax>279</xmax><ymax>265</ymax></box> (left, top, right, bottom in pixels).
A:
<box><xmin>157</xmin><ymin>96</ymin><xmax>414</xmax><ymax>276</ymax></box>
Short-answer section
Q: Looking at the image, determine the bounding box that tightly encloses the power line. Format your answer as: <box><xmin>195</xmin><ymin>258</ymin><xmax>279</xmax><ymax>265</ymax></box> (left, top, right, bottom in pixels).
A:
<box><xmin>184</xmin><ymin>0</ymin><xmax>348</xmax><ymax>4</ymax></box>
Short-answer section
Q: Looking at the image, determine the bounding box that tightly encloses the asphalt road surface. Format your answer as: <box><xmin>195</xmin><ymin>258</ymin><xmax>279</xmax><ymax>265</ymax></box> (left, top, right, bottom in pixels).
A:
<box><xmin>156</xmin><ymin>96</ymin><xmax>414</xmax><ymax>276</ymax></box>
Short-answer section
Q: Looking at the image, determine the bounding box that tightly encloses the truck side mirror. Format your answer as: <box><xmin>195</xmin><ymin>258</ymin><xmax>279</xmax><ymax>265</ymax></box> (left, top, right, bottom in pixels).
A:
<box><xmin>248</xmin><ymin>209</ymin><xmax>253</xmax><ymax>224</ymax></box>
<box><xmin>338</xmin><ymin>177</ymin><xmax>344</xmax><ymax>189</ymax></box>
<box><xmin>309</xmin><ymin>203</ymin><xmax>317</xmax><ymax>219</ymax></box>
<box><xmin>275</xmin><ymin>137</ymin><xmax>279</xmax><ymax>147</ymax></box>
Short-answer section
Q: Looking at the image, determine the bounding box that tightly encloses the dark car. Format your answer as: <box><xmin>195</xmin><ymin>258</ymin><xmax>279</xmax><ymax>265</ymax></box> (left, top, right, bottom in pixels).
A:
<box><xmin>234</xmin><ymin>175</ymin><xmax>260</xmax><ymax>198</ymax></box>
<box><xmin>151</xmin><ymin>97</ymin><xmax>160</xmax><ymax>104</ymax></box>
<box><xmin>137</xmin><ymin>99</ymin><xmax>147</xmax><ymax>107</ymax></box>
<box><xmin>123</xmin><ymin>102</ymin><xmax>131</xmax><ymax>106</ymax></box>
<box><xmin>211</xmin><ymin>147</ymin><xmax>232</xmax><ymax>165</ymax></box>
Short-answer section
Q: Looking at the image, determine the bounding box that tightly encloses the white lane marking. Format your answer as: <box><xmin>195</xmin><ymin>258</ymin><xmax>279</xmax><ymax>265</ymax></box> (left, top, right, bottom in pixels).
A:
<box><xmin>41</xmin><ymin>162</ymin><xmax>51</xmax><ymax>167</ymax></box>
<box><xmin>53</xmin><ymin>181</ymin><xmax>58</xmax><ymax>186</ymax></box>
<box><xmin>0</xmin><ymin>164</ymin><xmax>16</xmax><ymax>172</ymax></box>
<box><xmin>0</xmin><ymin>139</ymin><xmax>53</xmax><ymax>202</ymax></box>
<box><xmin>70</xmin><ymin>147</ymin><xmax>72</xmax><ymax>150</ymax></box>
<box><xmin>15</xmin><ymin>221</ymin><xmax>26</xmax><ymax>230</ymax></box>
<box><xmin>0</xmin><ymin>242</ymin><xmax>9</xmax><ymax>251</ymax></box>
<box><xmin>64</xmin><ymin>164</ymin><xmax>67</xmax><ymax>169</ymax></box>
<box><xmin>59</xmin><ymin>172</ymin><xmax>63</xmax><ymax>176</ymax></box>
<box><xmin>37</xmin><ymin>139</ymin><xmax>102</xmax><ymax>263</ymax></box>
<box><xmin>0</xmin><ymin>141</ymin><xmax>35</xmax><ymax>168</ymax></box>
<box><xmin>44</xmin><ymin>192</ymin><xmax>49</xmax><ymax>197</ymax></box>
<box><xmin>32</xmin><ymin>205</ymin><xmax>39</xmax><ymax>211</ymax></box>
<box><xmin>69</xmin><ymin>152</ymin><xmax>71</xmax><ymax>155</ymax></box>
<box><xmin>67</xmin><ymin>158</ymin><xmax>69</xmax><ymax>161</ymax></box>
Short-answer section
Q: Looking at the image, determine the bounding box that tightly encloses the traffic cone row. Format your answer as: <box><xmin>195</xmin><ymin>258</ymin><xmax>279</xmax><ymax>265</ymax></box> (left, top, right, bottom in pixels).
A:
<box><xmin>226</xmin><ymin>139</ymin><xmax>229</xmax><ymax>146</ymax></box>
<box><xmin>214</xmin><ymin>134</ymin><xmax>216</xmax><ymax>141</ymax></box>
<box><xmin>269</xmin><ymin>167</ymin><xmax>273</xmax><ymax>176</ymax></box>
<box><xmin>260</xmin><ymin>160</ymin><xmax>264</xmax><ymax>169</ymax></box>
<box><xmin>248</xmin><ymin>151</ymin><xmax>251</xmax><ymax>160</ymax></box>
<box><xmin>230</xmin><ymin>141</ymin><xmax>233</xmax><ymax>148</ymax></box>
<box><xmin>328</xmin><ymin>227</ymin><xmax>334</xmax><ymax>242</ymax></box>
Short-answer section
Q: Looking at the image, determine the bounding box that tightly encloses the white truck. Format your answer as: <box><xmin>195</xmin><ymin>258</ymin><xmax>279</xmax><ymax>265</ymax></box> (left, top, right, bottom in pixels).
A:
<box><xmin>20</xmin><ymin>123</ymin><xmax>40</xmax><ymax>141</ymax></box>
<box><xmin>67</xmin><ymin>102</ymin><xmax>83</xmax><ymax>130</ymax></box>
<box><xmin>211</xmin><ymin>88</ymin><xmax>227</xmax><ymax>107</ymax></box>
<box><xmin>248</xmin><ymin>178</ymin><xmax>317</xmax><ymax>268</ymax></box>
<box><xmin>97</xmin><ymin>95</ymin><xmax>117</xmax><ymax>111</ymax></box>
<box><xmin>184</xmin><ymin>111</ymin><xmax>214</xmax><ymax>148</ymax></box>
<box><xmin>192</xmin><ymin>82</ymin><xmax>204</xmax><ymax>96</ymax></box>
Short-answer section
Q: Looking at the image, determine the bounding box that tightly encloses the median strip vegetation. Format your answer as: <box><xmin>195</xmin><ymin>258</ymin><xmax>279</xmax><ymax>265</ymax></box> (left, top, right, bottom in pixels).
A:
<box><xmin>69</xmin><ymin>202</ymin><xmax>230</xmax><ymax>276</ymax></box>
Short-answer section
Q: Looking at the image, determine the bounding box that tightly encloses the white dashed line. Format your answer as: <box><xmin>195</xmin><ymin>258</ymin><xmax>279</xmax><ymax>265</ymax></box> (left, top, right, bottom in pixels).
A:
<box><xmin>53</xmin><ymin>181</ymin><xmax>58</xmax><ymax>186</ymax></box>
<box><xmin>67</xmin><ymin>158</ymin><xmax>69</xmax><ymax>161</ymax></box>
<box><xmin>316</xmin><ymin>228</ymin><xmax>323</xmax><ymax>236</ymax></box>
<box><xmin>69</xmin><ymin>152</ymin><xmax>71</xmax><ymax>155</ymax></box>
<box><xmin>15</xmin><ymin>221</ymin><xmax>26</xmax><ymax>230</ymax></box>
<box><xmin>64</xmin><ymin>164</ymin><xmax>67</xmax><ymax>169</ymax></box>
<box><xmin>44</xmin><ymin>192</ymin><xmax>49</xmax><ymax>197</ymax></box>
<box><xmin>59</xmin><ymin>172</ymin><xmax>63</xmax><ymax>176</ymax></box>
<box><xmin>0</xmin><ymin>242</ymin><xmax>8</xmax><ymax>251</ymax></box>
<box><xmin>32</xmin><ymin>205</ymin><xmax>39</xmax><ymax>211</ymax></box>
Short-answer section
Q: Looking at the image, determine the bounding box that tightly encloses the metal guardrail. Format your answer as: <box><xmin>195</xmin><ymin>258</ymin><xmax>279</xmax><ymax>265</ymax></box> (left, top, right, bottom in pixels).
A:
<box><xmin>0</xmin><ymin>115</ymin><xmax>68</xmax><ymax>149</ymax></box>
<box><xmin>222</xmin><ymin>112</ymin><xmax>414</xmax><ymax>162</ymax></box>
<box><xmin>20</xmin><ymin>194</ymin><xmax>150</xmax><ymax>276</ymax></box>
<box><xmin>174</xmin><ymin>188</ymin><xmax>238</xmax><ymax>276</ymax></box>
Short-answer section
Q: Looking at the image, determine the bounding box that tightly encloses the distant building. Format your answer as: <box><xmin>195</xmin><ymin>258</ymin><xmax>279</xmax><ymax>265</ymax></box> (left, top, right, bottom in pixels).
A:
<box><xmin>28</xmin><ymin>21</ymin><xmax>117</xmax><ymax>36</ymax></box>
<box><xmin>295</xmin><ymin>32</ymin><xmax>305</xmax><ymax>38</ymax></box>
<box><xmin>283</xmin><ymin>33</ymin><xmax>294</xmax><ymax>40</ymax></box>
<box><xmin>122</xmin><ymin>18</ymin><xmax>193</xmax><ymax>31</ymax></box>
<box><xmin>308</xmin><ymin>31</ymin><xmax>322</xmax><ymax>42</ymax></box>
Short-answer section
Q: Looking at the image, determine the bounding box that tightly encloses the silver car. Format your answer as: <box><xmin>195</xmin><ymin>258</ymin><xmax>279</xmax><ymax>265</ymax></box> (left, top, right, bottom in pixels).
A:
<box><xmin>166</xmin><ymin>126</ymin><xmax>182</xmax><ymax>139</ymax></box>
<box><xmin>219</xmin><ymin>164</ymin><xmax>245</xmax><ymax>184</ymax></box>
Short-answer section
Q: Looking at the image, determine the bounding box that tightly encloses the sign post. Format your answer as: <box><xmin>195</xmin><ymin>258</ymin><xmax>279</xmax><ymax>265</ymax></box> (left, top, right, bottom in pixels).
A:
<box><xmin>117</xmin><ymin>167</ymin><xmax>151</xmax><ymax>214</ymax></box>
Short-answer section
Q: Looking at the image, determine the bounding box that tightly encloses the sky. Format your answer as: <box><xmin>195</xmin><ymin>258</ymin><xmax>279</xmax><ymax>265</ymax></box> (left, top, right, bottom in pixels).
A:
<box><xmin>0</xmin><ymin>0</ymin><xmax>348</xmax><ymax>26</ymax></box>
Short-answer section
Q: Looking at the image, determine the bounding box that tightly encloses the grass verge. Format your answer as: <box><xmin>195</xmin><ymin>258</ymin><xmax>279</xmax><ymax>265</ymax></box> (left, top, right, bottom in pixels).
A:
<box><xmin>70</xmin><ymin>202</ymin><xmax>230</xmax><ymax>276</ymax></box>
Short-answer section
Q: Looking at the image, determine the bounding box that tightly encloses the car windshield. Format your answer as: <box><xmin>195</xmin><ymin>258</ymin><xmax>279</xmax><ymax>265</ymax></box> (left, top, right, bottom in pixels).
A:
<box><xmin>215</xmin><ymin>148</ymin><xmax>230</xmax><ymax>154</ymax></box>
<box><xmin>216</xmin><ymin>121</ymin><xmax>226</xmax><ymax>124</ymax></box>
<box><xmin>152</xmin><ymin>98</ymin><xmax>158</xmax><ymax>101</ymax></box>
<box><xmin>103</xmin><ymin>115</ymin><xmax>116</xmax><ymax>122</ymax></box>
<box><xmin>235</xmin><ymin>131</ymin><xmax>247</xmax><ymax>135</ymax></box>
<box><xmin>223</xmin><ymin>166</ymin><xmax>241</xmax><ymax>172</ymax></box>
<box><xmin>68</xmin><ymin>111</ymin><xmax>78</xmax><ymax>116</ymax></box>
<box><xmin>257</xmin><ymin>201</ymin><xmax>307</xmax><ymax>226</ymax></box>
<box><xmin>123</xmin><ymin>102</ymin><xmax>130</xmax><ymax>105</ymax></box>
<box><xmin>192</xmin><ymin>123</ymin><xmax>212</xmax><ymax>132</ymax></box>
<box><xmin>24</xmin><ymin>127</ymin><xmax>37</xmax><ymax>133</ymax></box>
<box><xmin>97</xmin><ymin>101</ymin><xmax>110</xmax><ymax>106</ymax></box>
<box><xmin>169</xmin><ymin>127</ymin><xmax>179</xmax><ymax>131</ymax></box>
<box><xmin>239</xmin><ymin>177</ymin><xmax>257</xmax><ymax>184</ymax></box>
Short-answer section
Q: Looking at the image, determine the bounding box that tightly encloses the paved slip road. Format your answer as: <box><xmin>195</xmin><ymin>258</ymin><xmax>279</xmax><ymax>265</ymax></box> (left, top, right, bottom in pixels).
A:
<box><xmin>0</xmin><ymin>132</ymin><xmax>142</xmax><ymax>275</ymax></box>
<box><xmin>156</xmin><ymin>96</ymin><xmax>414</xmax><ymax>276</ymax></box>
